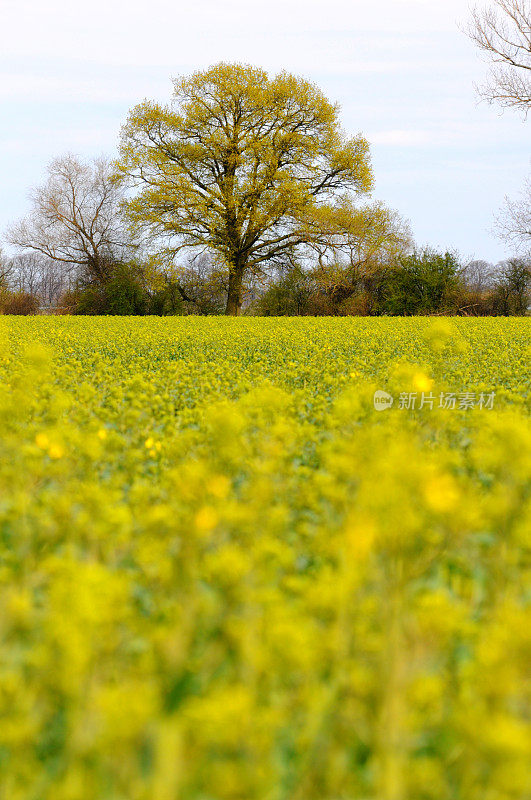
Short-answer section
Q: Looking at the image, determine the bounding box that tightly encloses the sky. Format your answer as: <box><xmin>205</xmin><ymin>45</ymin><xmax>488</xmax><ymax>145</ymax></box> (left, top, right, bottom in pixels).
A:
<box><xmin>1</xmin><ymin>0</ymin><xmax>529</xmax><ymax>263</ymax></box>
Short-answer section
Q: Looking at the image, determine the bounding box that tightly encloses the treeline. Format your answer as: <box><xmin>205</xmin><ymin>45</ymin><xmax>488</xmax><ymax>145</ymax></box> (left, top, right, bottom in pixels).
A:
<box><xmin>1</xmin><ymin>247</ymin><xmax>529</xmax><ymax>316</ymax></box>
<box><xmin>2</xmin><ymin>64</ymin><xmax>530</xmax><ymax>317</ymax></box>
<box><xmin>257</xmin><ymin>251</ymin><xmax>530</xmax><ymax>316</ymax></box>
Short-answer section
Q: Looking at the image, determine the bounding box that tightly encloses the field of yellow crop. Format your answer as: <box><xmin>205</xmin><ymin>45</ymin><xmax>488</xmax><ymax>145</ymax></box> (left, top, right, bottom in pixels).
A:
<box><xmin>0</xmin><ymin>317</ymin><xmax>530</xmax><ymax>800</ymax></box>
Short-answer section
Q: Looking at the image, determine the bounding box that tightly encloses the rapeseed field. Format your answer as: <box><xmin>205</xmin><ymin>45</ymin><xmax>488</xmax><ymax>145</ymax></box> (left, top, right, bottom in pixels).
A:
<box><xmin>0</xmin><ymin>317</ymin><xmax>529</xmax><ymax>800</ymax></box>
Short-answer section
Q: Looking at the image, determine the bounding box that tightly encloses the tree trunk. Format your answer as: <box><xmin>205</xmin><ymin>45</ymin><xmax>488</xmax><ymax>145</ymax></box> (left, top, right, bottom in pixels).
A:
<box><xmin>225</xmin><ymin>263</ymin><xmax>244</xmax><ymax>316</ymax></box>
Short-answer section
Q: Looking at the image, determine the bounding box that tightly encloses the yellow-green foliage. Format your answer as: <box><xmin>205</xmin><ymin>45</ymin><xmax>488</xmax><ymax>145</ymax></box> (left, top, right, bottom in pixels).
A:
<box><xmin>0</xmin><ymin>317</ymin><xmax>529</xmax><ymax>800</ymax></box>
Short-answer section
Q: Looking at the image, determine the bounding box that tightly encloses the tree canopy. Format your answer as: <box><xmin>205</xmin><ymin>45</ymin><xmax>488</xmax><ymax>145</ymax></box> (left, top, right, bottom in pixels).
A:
<box><xmin>117</xmin><ymin>62</ymin><xmax>373</xmax><ymax>314</ymax></box>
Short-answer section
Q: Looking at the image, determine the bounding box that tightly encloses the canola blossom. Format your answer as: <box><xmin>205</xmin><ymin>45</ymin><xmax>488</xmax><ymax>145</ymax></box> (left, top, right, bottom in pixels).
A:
<box><xmin>0</xmin><ymin>316</ymin><xmax>530</xmax><ymax>800</ymax></box>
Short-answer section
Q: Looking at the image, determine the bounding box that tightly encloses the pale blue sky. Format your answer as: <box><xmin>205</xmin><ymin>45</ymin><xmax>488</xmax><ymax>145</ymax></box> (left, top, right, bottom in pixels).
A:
<box><xmin>1</xmin><ymin>0</ymin><xmax>529</xmax><ymax>262</ymax></box>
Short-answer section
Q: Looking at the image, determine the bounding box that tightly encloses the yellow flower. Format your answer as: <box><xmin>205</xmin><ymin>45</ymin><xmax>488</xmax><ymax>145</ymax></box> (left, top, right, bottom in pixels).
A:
<box><xmin>35</xmin><ymin>432</ymin><xmax>49</xmax><ymax>449</ymax></box>
<box><xmin>209</xmin><ymin>475</ymin><xmax>230</xmax><ymax>499</ymax></box>
<box><xmin>344</xmin><ymin>515</ymin><xmax>376</xmax><ymax>559</ymax></box>
<box><xmin>413</xmin><ymin>372</ymin><xmax>434</xmax><ymax>393</ymax></box>
<box><xmin>424</xmin><ymin>474</ymin><xmax>459</xmax><ymax>512</ymax></box>
<box><xmin>195</xmin><ymin>506</ymin><xmax>219</xmax><ymax>532</ymax></box>
<box><xmin>48</xmin><ymin>443</ymin><xmax>64</xmax><ymax>460</ymax></box>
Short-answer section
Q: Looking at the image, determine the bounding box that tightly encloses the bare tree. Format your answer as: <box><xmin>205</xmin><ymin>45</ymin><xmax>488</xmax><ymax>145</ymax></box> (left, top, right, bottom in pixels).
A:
<box><xmin>496</xmin><ymin>176</ymin><xmax>531</xmax><ymax>252</ymax></box>
<box><xmin>7</xmin><ymin>252</ymin><xmax>75</xmax><ymax>307</ymax></box>
<box><xmin>6</xmin><ymin>154</ymin><xmax>131</xmax><ymax>284</ymax></box>
<box><xmin>467</xmin><ymin>1</ymin><xmax>531</xmax><ymax>115</ymax></box>
<box><xmin>459</xmin><ymin>259</ymin><xmax>496</xmax><ymax>293</ymax></box>
<box><xmin>9</xmin><ymin>252</ymin><xmax>42</xmax><ymax>296</ymax></box>
<box><xmin>0</xmin><ymin>247</ymin><xmax>13</xmax><ymax>288</ymax></box>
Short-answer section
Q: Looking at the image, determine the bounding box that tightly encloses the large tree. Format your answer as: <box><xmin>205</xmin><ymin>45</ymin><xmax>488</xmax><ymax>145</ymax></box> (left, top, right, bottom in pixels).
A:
<box><xmin>117</xmin><ymin>62</ymin><xmax>373</xmax><ymax>315</ymax></box>
<box><xmin>7</xmin><ymin>154</ymin><xmax>130</xmax><ymax>285</ymax></box>
<box><xmin>467</xmin><ymin>0</ymin><xmax>531</xmax><ymax>115</ymax></box>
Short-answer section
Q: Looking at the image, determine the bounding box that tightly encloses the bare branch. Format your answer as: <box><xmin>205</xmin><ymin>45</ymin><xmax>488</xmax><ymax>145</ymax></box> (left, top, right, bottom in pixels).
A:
<box><xmin>495</xmin><ymin>176</ymin><xmax>531</xmax><ymax>252</ymax></box>
<box><xmin>466</xmin><ymin>0</ymin><xmax>531</xmax><ymax>115</ymax></box>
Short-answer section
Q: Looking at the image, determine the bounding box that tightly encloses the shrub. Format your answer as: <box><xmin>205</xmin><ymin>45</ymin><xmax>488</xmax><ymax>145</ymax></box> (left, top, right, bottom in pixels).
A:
<box><xmin>257</xmin><ymin>266</ymin><xmax>315</xmax><ymax>315</ymax></box>
<box><xmin>380</xmin><ymin>249</ymin><xmax>461</xmax><ymax>315</ymax></box>
<box><xmin>64</xmin><ymin>263</ymin><xmax>149</xmax><ymax>315</ymax></box>
<box><xmin>1</xmin><ymin>291</ymin><xmax>39</xmax><ymax>315</ymax></box>
<box><xmin>147</xmin><ymin>281</ymin><xmax>185</xmax><ymax>315</ymax></box>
